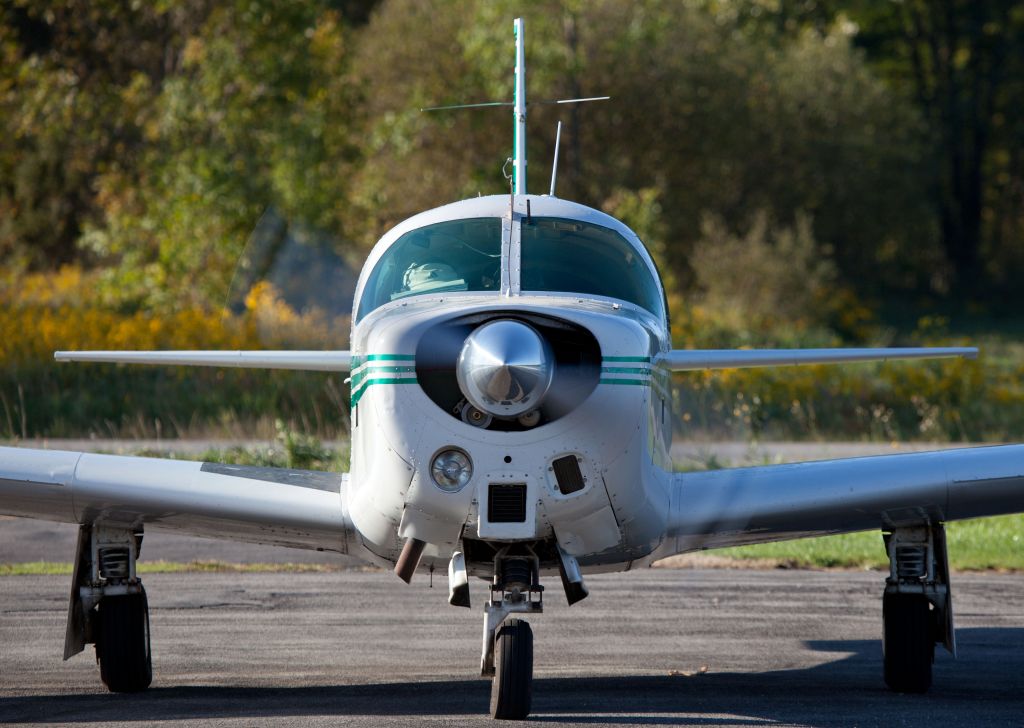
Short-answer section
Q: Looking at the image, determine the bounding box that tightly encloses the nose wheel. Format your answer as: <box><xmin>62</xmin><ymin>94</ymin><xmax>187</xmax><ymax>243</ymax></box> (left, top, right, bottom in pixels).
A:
<box><xmin>490</xmin><ymin>618</ymin><xmax>533</xmax><ymax>720</ymax></box>
<box><xmin>481</xmin><ymin>551</ymin><xmax>543</xmax><ymax>720</ymax></box>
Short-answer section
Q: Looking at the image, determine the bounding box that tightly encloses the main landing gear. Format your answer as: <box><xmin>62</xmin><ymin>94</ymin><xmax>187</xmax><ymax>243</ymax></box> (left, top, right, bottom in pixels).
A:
<box><xmin>64</xmin><ymin>524</ymin><xmax>153</xmax><ymax>692</ymax></box>
<box><xmin>881</xmin><ymin>523</ymin><xmax>954</xmax><ymax>694</ymax></box>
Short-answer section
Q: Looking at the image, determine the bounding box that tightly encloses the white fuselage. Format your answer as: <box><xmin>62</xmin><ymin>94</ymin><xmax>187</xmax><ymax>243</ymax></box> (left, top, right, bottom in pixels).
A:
<box><xmin>343</xmin><ymin>195</ymin><xmax>674</xmax><ymax>578</ymax></box>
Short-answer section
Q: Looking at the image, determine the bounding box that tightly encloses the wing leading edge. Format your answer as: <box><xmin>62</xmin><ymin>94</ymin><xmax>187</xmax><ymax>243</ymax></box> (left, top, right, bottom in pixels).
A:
<box><xmin>54</xmin><ymin>350</ymin><xmax>352</xmax><ymax>372</ymax></box>
<box><xmin>0</xmin><ymin>447</ymin><xmax>354</xmax><ymax>552</ymax></box>
<box><xmin>658</xmin><ymin>445</ymin><xmax>1024</xmax><ymax>557</ymax></box>
<box><xmin>660</xmin><ymin>347</ymin><xmax>976</xmax><ymax>371</ymax></box>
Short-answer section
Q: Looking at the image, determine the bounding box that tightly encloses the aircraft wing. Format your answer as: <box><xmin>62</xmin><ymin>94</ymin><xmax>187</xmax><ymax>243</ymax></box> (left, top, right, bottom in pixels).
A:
<box><xmin>0</xmin><ymin>446</ymin><xmax>353</xmax><ymax>553</ymax></box>
<box><xmin>661</xmin><ymin>445</ymin><xmax>1024</xmax><ymax>555</ymax></box>
<box><xmin>53</xmin><ymin>350</ymin><xmax>352</xmax><ymax>372</ymax></box>
<box><xmin>659</xmin><ymin>347</ymin><xmax>976</xmax><ymax>371</ymax></box>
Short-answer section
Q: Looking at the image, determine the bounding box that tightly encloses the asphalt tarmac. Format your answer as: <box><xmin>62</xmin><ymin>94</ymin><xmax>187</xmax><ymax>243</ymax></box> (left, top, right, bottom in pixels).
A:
<box><xmin>2</xmin><ymin>568</ymin><xmax>1023</xmax><ymax>727</ymax></box>
<box><xmin>2</xmin><ymin>440</ymin><xmax>1022</xmax><ymax>726</ymax></box>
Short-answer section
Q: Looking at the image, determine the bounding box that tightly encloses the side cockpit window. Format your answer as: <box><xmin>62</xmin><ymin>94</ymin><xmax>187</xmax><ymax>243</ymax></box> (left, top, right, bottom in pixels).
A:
<box><xmin>357</xmin><ymin>218</ymin><xmax>502</xmax><ymax>321</ymax></box>
<box><xmin>521</xmin><ymin>217</ymin><xmax>666</xmax><ymax>320</ymax></box>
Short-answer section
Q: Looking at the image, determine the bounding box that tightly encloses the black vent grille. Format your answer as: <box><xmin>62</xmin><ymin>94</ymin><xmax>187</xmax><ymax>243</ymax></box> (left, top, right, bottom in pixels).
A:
<box><xmin>552</xmin><ymin>455</ymin><xmax>586</xmax><ymax>494</ymax></box>
<box><xmin>488</xmin><ymin>483</ymin><xmax>527</xmax><ymax>523</ymax></box>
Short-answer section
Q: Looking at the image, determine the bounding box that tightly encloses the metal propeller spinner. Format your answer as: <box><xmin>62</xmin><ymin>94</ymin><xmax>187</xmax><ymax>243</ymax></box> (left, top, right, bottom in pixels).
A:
<box><xmin>456</xmin><ymin>319</ymin><xmax>554</xmax><ymax>418</ymax></box>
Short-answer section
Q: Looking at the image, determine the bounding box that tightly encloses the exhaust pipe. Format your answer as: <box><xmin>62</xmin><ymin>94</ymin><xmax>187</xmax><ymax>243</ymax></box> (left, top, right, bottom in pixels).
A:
<box><xmin>394</xmin><ymin>537</ymin><xmax>427</xmax><ymax>583</ymax></box>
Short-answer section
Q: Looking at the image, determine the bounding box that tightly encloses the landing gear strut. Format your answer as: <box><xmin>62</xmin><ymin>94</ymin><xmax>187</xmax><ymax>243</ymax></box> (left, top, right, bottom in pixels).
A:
<box><xmin>481</xmin><ymin>550</ymin><xmax>543</xmax><ymax>720</ymax></box>
<box><xmin>882</xmin><ymin>523</ymin><xmax>954</xmax><ymax>693</ymax></box>
<box><xmin>65</xmin><ymin>524</ymin><xmax>153</xmax><ymax>692</ymax></box>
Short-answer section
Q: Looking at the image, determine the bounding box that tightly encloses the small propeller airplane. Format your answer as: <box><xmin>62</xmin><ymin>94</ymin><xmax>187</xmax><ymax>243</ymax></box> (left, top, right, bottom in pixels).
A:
<box><xmin>2</xmin><ymin>18</ymin><xmax>1022</xmax><ymax>721</ymax></box>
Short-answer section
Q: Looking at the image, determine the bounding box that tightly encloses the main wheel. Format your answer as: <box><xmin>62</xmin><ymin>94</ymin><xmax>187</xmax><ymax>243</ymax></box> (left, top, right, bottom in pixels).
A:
<box><xmin>96</xmin><ymin>589</ymin><xmax>153</xmax><ymax>693</ymax></box>
<box><xmin>490</xmin><ymin>618</ymin><xmax>533</xmax><ymax>720</ymax></box>
<box><xmin>883</xmin><ymin>592</ymin><xmax>933</xmax><ymax>693</ymax></box>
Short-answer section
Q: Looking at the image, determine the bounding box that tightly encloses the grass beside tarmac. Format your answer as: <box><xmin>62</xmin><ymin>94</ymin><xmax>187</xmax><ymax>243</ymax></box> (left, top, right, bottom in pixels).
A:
<box><xmin>660</xmin><ymin>513</ymin><xmax>1024</xmax><ymax>571</ymax></box>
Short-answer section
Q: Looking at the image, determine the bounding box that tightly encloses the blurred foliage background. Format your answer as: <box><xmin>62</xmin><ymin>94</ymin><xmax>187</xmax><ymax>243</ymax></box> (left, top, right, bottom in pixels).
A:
<box><xmin>1</xmin><ymin>0</ymin><xmax>1023</xmax><ymax>441</ymax></box>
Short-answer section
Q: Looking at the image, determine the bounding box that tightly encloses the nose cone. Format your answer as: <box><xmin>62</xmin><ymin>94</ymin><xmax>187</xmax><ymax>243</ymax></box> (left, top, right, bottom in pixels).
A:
<box><xmin>457</xmin><ymin>319</ymin><xmax>554</xmax><ymax>418</ymax></box>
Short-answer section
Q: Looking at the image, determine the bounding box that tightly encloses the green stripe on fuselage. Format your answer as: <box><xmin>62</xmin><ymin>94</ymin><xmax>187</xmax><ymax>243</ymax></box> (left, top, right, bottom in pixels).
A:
<box><xmin>350</xmin><ymin>365</ymin><xmax>416</xmax><ymax>387</ymax></box>
<box><xmin>350</xmin><ymin>353</ymin><xmax>415</xmax><ymax>367</ymax></box>
<box><xmin>602</xmin><ymin>356</ymin><xmax>651</xmax><ymax>363</ymax></box>
<box><xmin>349</xmin><ymin>355</ymin><xmax>418</xmax><ymax>408</ymax></box>
<box><xmin>601</xmin><ymin>366</ymin><xmax>652</xmax><ymax>375</ymax></box>
<box><xmin>350</xmin><ymin>376</ymin><xmax>418</xmax><ymax>407</ymax></box>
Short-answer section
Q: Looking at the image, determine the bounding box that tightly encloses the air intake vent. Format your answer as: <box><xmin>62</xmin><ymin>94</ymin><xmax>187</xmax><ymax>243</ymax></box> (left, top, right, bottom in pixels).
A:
<box><xmin>552</xmin><ymin>455</ymin><xmax>585</xmax><ymax>494</ymax></box>
<box><xmin>488</xmin><ymin>483</ymin><xmax>527</xmax><ymax>523</ymax></box>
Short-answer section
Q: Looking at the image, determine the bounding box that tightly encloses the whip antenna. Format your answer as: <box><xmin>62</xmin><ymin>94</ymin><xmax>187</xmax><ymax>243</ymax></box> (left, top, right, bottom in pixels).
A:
<box><xmin>419</xmin><ymin>17</ymin><xmax>609</xmax><ymax>194</ymax></box>
<box><xmin>549</xmin><ymin>121</ymin><xmax>562</xmax><ymax>196</ymax></box>
<box><xmin>513</xmin><ymin>18</ymin><xmax>527</xmax><ymax>195</ymax></box>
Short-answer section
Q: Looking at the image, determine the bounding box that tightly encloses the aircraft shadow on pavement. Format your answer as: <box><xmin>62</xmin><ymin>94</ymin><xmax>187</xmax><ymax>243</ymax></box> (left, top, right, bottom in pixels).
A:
<box><xmin>3</xmin><ymin>629</ymin><xmax>1022</xmax><ymax>726</ymax></box>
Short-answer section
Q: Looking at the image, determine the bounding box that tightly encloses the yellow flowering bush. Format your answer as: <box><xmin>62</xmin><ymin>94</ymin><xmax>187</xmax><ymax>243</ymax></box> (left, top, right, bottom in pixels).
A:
<box><xmin>670</xmin><ymin>325</ymin><xmax>1024</xmax><ymax>442</ymax></box>
<box><xmin>2</xmin><ymin>267</ymin><xmax>1022</xmax><ymax>442</ymax></box>
<box><xmin>0</xmin><ymin>267</ymin><xmax>349</xmax><ymax>438</ymax></box>
<box><xmin>659</xmin><ymin>255</ymin><xmax>1024</xmax><ymax>443</ymax></box>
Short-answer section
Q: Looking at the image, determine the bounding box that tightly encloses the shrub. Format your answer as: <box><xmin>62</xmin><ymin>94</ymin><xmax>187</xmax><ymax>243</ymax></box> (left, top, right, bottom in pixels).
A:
<box><xmin>0</xmin><ymin>267</ymin><xmax>350</xmax><ymax>439</ymax></box>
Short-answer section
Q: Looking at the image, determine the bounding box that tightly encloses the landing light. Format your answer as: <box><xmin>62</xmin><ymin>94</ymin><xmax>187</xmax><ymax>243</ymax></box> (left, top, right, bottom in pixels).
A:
<box><xmin>431</xmin><ymin>449</ymin><xmax>473</xmax><ymax>492</ymax></box>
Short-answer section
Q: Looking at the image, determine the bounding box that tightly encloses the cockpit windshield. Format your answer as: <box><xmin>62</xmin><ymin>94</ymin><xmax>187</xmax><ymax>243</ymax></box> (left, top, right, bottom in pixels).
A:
<box><xmin>521</xmin><ymin>217</ymin><xmax>665</xmax><ymax>319</ymax></box>
<box><xmin>357</xmin><ymin>218</ymin><xmax>502</xmax><ymax>321</ymax></box>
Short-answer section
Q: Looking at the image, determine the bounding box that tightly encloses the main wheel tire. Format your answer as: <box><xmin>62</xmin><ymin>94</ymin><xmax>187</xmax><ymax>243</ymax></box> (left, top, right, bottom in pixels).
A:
<box><xmin>883</xmin><ymin>591</ymin><xmax>934</xmax><ymax>693</ymax></box>
<box><xmin>97</xmin><ymin>589</ymin><xmax>153</xmax><ymax>693</ymax></box>
<box><xmin>490</xmin><ymin>618</ymin><xmax>533</xmax><ymax>720</ymax></box>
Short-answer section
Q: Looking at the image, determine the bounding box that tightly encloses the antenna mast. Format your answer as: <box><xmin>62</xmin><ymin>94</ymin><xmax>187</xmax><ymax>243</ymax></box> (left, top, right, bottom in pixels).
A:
<box><xmin>421</xmin><ymin>17</ymin><xmax>607</xmax><ymax>196</ymax></box>
<box><xmin>550</xmin><ymin>121</ymin><xmax>562</xmax><ymax>196</ymax></box>
<box><xmin>513</xmin><ymin>18</ymin><xmax>527</xmax><ymax>196</ymax></box>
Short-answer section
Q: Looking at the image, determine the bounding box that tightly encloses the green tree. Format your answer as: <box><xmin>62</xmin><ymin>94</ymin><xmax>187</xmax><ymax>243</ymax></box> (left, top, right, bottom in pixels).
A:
<box><xmin>79</xmin><ymin>0</ymin><xmax>361</xmax><ymax>309</ymax></box>
<box><xmin>850</xmin><ymin>0</ymin><xmax>1024</xmax><ymax>299</ymax></box>
<box><xmin>723</xmin><ymin>0</ymin><xmax>1024</xmax><ymax>300</ymax></box>
<box><xmin>0</xmin><ymin>0</ymin><xmax>212</xmax><ymax>269</ymax></box>
<box><xmin>351</xmin><ymin>1</ymin><xmax>931</xmax><ymax>302</ymax></box>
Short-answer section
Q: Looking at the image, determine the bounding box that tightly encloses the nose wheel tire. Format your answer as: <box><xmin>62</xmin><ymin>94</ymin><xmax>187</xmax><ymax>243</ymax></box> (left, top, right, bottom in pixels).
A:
<box><xmin>490</xmin><ymin>618</ymin><xmax>533</xmax><ymax>720</ymax></box>
<box><xmin>96</xmin><ymin>589</ymin><xmax>153</xmax><ymax>693</ymax></box>
<box><xmin>883</xmin><ymin>592</ymin><xmax>933</xmax><ymax>693</ymax></box>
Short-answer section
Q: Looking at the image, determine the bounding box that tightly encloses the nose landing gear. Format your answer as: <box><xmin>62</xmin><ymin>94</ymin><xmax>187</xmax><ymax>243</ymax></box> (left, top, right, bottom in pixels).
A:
<box><xmin>481</xmin><ymin>551</ymin><xmax>543</xmax><ymax>720</ymax></box>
